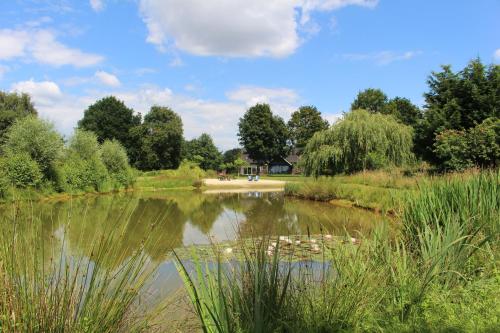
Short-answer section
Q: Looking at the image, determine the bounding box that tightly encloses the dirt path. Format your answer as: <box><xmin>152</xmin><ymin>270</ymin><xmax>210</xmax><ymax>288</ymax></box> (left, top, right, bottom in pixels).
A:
<box><xmin>203</xmin><ymin>178</ymin><xmax>285</xmax><ymax>189</ymax></box>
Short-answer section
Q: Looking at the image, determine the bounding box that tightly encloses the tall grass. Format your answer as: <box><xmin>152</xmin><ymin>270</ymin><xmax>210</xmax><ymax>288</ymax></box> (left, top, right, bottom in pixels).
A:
<box><xmin>177</xmin><ymin>170</ymin><xmax>499</xmax><ymax>332</ymax></box>
<box><xmin>0</xmin><ymin>204</ymin><xmax>161</xmax><ymax>332</ymax></box>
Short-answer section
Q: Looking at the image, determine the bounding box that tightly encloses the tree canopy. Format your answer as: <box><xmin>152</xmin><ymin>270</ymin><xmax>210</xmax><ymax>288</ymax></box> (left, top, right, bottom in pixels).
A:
<box><xmin>415</xmin><ymin>59</ymin><xmax>500</xmax><ymax>162</ymax></box>
<box><xmin>384</xmin><ymin>97</ymin><xmax>422</xmax><ymax>127</ymax></box>
<box><xmin>301</xmin><ymin>110</ymin><xmax>414</xmax><ymax>176</ymax></box>
<box><xmin>0</xmin><ymin>91</ymin><xmax>37</xmax><ymax>145</ymax></box>
<box><xmin>78</xmin><ymin>96</ymin><xmax>141</xmax><ymax>151</ymax></box>
<box><xmin>288</xmin><ymin>106</ymin><xmax>329</xmax><ymax>150</ymax></box>
<box><xmin>351</xmin><ymin>88</ymin><xmax>388</xmax><ymax>113</ymax></box>
<box><xmin>238</xmin><ymin>103</ymin><xmax>289</xmax><ymax>165</ymax></box>
<box><xmin>131</xmin><ymin>106</ymin><xmax>183</xmax><ymax>170</ymax></box>
<box><xmin>184</xmin><ymin>133</ymin><xmax>223</xmax><ymax>170</ymax></box>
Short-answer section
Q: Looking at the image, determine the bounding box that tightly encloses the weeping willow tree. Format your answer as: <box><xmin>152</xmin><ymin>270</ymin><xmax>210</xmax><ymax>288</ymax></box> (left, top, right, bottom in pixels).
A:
<box><xmin>301</xmin><ymin>109</ymin><xmax>414</xmax><ymax>176</ymax></box>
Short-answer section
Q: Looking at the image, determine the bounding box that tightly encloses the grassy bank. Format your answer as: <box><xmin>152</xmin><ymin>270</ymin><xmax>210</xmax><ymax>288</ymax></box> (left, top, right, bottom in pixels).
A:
<box><xmin>177</xmin><ymin>170</ymin><xmax>500</xmax><ymax>332</ymax></box>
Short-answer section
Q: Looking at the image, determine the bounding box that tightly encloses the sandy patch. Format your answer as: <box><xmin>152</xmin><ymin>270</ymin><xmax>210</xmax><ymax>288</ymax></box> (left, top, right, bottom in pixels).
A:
<box><xmin>203</xmin><ymin>178</ymin><xmax>285</xmax><ymax>188</ymax></box>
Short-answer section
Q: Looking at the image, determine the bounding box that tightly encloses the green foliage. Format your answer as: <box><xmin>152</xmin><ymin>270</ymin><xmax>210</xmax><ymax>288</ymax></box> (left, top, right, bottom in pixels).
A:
<box><xmin>131</xmin><ymin>106</ymin><xmax>183</xmax><ymax>170</ymax></box>
<box><xmin>184</xmin><ymin>133</ymin><xmax>223</xmax><ymax>170</ymax></box>
<box><xmin>301</xmin><ymin>110</ymin><xmax>414</xmax><ymax>176</ymax></box>
<box><xmin>351</xmin><ymin>88</ymin><xmax>388</xmax><ymax>113</ymax></box>
<box><xmin>100</xmin><ymin>139</ymin><xmax>134</xmax><ymax>187</ymax></box>
<box><xmin>58</xmin><ymin>130</ymin><xmax>109</xmax><ymax>192</ymax></box>
<box><xmin>384</xmin><ymin>97</ymin><xmax>422</xmax><ymax>127</ymax></box>
<box><xmin>434</xmin><ymin>118</ymin><xmax>500</xmax><ymax>171</ymax></box>
<box><xmin>3</xmin><ymin>116</ymin><xmax>63</xmax><ymax>180</ymax></box>
<box><xmin>238</xmin><ymin>103</ymin><xmax>290</xmax><ymax>165</ymax></box>
<box><xmin>0</xmin><ymin>153</ymin><xmax>42</xmax><ymax>188</ymax></box>
<box><xmin>416</xmin><ymin>59</ymin><xmax>500</xmax><ymax>162</ymax></box>
<box><xmin>178</xmin><ymin>171</ymin><xmax>498</xmax><ymax>332</ymax></box>
<box><xmin>0</xmin><ymin>206</ymin><xmax>160</xmax><ymax>332</ymax></box>
<box><xmin>288</xmin><ymin>105</ymin><xmax>329</xmax><ymax>149</ymax></box>
<box><xmin>0</xmin><ymin>91</ymin><xmax>37</xmax><ymax>146</ymax></box>
<box><xmin>78</xmin><ymin>96</ymin><xmax>141</xmax><ymax>152</ymax></box>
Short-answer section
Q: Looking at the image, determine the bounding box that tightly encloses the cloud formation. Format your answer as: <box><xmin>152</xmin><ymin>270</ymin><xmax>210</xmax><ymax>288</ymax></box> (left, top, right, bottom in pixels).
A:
<box><xmin>495</xmin><ymin>49</ymin><xmax>500</xmax><ymax>61</ymax></box>
<box><xmin>90</xmin><ymin>0</ymin><xmax>104</xmax><ymax>12</ymax></box>
<box><xmin>9</xmin><ymin>79</ymin><xmax>309</xmax><ymax>149</ymax></box>
<box><xmin>95</xmin><ymin>71</ymin><xmax>121</xmax><ymax>87</ymax></box>
<box><xmin>139</xmin><ymin>0</ymin><xmax>377</xmax><ymax>57</ymax></box>
<box><xmin>342</xmin><ymin>50</ymin><xmax>421</xmax><ymax>65</ymax></box>
<box><xmin>0</xmin><ymin>28</ymin><xmax>103</xmax><ymax>67</ymax></box>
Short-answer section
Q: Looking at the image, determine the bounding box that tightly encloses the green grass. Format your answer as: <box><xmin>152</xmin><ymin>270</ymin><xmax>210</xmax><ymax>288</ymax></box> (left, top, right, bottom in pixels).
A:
<box><xmin>176</xmin><ymin>169</ymin><xmax>500</xmax><ymax>332</ymax></box>
<box><xmin>0</xmin><ymin>203</ymin><xmax>164</xmax><ymax>332</ymax></box>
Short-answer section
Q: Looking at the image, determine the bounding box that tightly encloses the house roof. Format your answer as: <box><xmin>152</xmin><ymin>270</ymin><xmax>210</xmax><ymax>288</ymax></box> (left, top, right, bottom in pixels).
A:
<box><xmin>242</xmin><ymin>152</ymin><xmax>300</xmax><ymax>165</ymax></box>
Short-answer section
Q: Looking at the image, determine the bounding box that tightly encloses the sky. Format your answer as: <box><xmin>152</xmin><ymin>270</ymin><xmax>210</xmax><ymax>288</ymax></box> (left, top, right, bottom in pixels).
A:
<box><xmin>0</xmin><ymin>0</ymin><xmax>499</xmax><ymax>150</ymax></box>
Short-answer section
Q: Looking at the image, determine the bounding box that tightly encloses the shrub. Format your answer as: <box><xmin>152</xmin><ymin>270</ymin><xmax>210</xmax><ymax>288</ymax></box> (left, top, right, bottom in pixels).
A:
<box><xmin>57</xmin><ymin>130</ymin><xmax>109</xmax><ymax>192</ymax></box>
<box><xmin>301</xmin><ymin>110</ymin><xmax>414</xmax><ymax>176</ymax></box>
<box><xmin>4</xmin><ymin>116</ymin><xmax>63</xmax><ymax>179</ymax></box>
<box><xmin>0</xmin><ymin>153</ymin><xmax>42</xmax><ymax>188</ymax></box>
<box><xmin>3</xmin><ymin>116</ymin><xmax>63</xmax><ymax>179</ymax></box>
<box><xmin>100</xmin><ymin>139</ymin><xmax>134</xmax><ymax>188</ymax></box>
<box><xmin>434</xmin><ymin>118</ymin><xmax>500</xmax><ymax>171</ymax></box>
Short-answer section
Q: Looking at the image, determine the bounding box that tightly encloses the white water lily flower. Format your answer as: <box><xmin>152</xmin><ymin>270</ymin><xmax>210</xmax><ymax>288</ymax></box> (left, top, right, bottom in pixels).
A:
<box><xmin>224</xmin><ymin>248</ymin><xmax>233</xmax><ymax>254</ymax></box>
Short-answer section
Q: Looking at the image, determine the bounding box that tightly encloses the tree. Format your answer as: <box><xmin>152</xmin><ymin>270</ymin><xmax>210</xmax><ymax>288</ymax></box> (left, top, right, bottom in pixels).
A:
<box><xmin>238</xmin><ymin>103</ymin><xmax>290</xmax><ymax>168</ymax></box>
<box><xmin>384</xmin><ymin>97</ymin><xmax>422</xmax><ymax>127</ymax></box>
<box><xmin>3</xmin><ymin>116</ymin><xmax>63</xmax><ymax>180</ymax></box>
<box><xmin>223</xmin><ymin>148</ymin><xmax>242</xmax><ymax>164</ymax></box>
<box><xmin>288</xmin><ymin>106</ymin><xmax>329</xmax><ymax>150</ymax></box>
<box><xmin>78</xmin><ymin>96</ymin><xmax>141</xmax><ymax>153</ymax></box>
<box><xmin>351</xmin><ymin>88</ymin><xmax>388</xmax><ymax>113</ymax></box>
<box><xmin>416</xmin><ymin>59</ymin><xmax>500</xmax><ymax>162</ymax></box>
<box><xmin>301</xmin><ymin>110</ymin><xmax>414</xmax><ymax>176</ymax></box>
<box><xmin>184</xmin><ymin>133</ymin><xmax>223</xmax><ymax>170</ymax></box>
<box><xmin>100</xmin><ymin>140</ymin><xmax>134</xmax><ymax>187</ymax></box>
<box><xmin>0</xmin><ymin>91</ymin><xmax>37</xmax><ymax>145</ymax></box>
<box><xmin>131</xmin><ymin>106</ymin><xmax>183</xmax><ymax>170</ymax></box>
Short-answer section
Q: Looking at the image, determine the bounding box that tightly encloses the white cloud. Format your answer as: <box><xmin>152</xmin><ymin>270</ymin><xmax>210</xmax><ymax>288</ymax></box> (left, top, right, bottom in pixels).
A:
<box><xmin>494</xmin><ymin>49</ymin><xmax>500</xmax><ymax>61</ymax></box>
<box><xmin>95</xmin><ymin>71</ymin><xmax>121</xmax><ymax>87</ymax></box>
<box><xmin>90</xmin><ymin>0</ymin><xmax>104</xmax><ymax>12</ymax></box>
<box><xmin>0</xmin><ymin>30</ymin><xmax>30</xmax><ymax>60</ymax></box>
<box><xmin>9</xmin><ymin>80</ymin><xmax>302</xmax><ymax>149</ymax></box>
<box><xmin>342</xmin><ymin>50</ymin><xmax>421</xmax><ymax>65</ymax></box>
<box><xmin>0</xmin><ymin>28</ymin><xmax>103</xmax><ymax>67</ymax></box>
<box><xmin>139</xmin><ymin>0</ymin><xmax>377</xmax><ymax>58</ymax></box>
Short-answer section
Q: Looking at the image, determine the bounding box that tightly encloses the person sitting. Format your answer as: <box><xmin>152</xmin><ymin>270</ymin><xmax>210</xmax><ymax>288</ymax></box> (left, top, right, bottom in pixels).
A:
<box><xmin>254</xmin><ymin>175</ymin><xmax>259</xmax><ymax>181</ymax></box>
<box><xmin>248</xmin><ymin>175</ymin><xmax>253</xmax><ymax>181</ymax></box>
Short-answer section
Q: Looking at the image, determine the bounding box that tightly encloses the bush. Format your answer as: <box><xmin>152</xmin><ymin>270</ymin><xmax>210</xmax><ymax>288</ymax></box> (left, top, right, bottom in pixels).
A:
<box><xmin>434</xmin><ymin>118</ymin><xmax>500</xmax><ymax>171</ymax></box>
<box><xmin>0</xmin><ymin>153</ymin><xmax>42</xmax><ymax>188</ymax></box>
<box><xmin>100</xmin><ymin>140</ymin><xmax>134</xmax><ymax>188</ymax></box>
<box><xmin>3</xmin><ymin>116</ymin><xmax>63</xmax><ymax>179</ymax></box>
<box><xmin>57</xmin><ymin>130</ymin><xmax>109</xmax><ymax>192</ymax></box>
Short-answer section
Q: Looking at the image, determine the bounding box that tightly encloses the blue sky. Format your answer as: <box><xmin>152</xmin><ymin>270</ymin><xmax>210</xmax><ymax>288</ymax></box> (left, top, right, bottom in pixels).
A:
<box><xmin>1</xmin><ymin>0</ymin><xmax>499</xmax><ymax>149</ymax></box>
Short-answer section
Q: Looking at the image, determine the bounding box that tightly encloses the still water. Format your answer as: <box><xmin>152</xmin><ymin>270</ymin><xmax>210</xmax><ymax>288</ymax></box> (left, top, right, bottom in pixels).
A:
<box><xmin>1</xmin><ymin>190</ymin><xmax>390</xmax><ymax>300</ymax></box>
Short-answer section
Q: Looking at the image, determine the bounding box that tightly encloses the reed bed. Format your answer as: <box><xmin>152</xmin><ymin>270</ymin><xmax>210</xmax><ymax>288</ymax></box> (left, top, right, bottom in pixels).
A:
<box><xmin>177</xmin><ymin>170</ymin><xmax>500</xmax><ymax>332</ymax></box>
<box><xmin>0</xmin><ymin>204</ymin><xmax>163</xmax><ymax>332</ymax></box>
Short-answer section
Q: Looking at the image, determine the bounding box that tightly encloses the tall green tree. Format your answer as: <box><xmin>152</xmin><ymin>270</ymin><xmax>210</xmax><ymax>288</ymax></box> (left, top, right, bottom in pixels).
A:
<box><xmin>288</xmin><ymin>106</ymin><xmax>329</xmax><ymax>150</ymax></box>
<box><xmin>131</xmin><ymin>106</ymin><xmax>183</xmax><ymax>170</ymax></box>
<box><xmin>238</xmin><ymin>103</ymin><xmax>290</xmax><ymax>167</ymax></box>
<box><xmin>0</xmin><ymin>91</ymin><xmax>37</xmax><ymax>145</ymax></box>
<box><xmin>384</xmin><ymin>97</ymin><xmax>422</xmax><ymax>127</ymax></box>
<box><xmin>351</xmin><ymin>88</ymin><xmax>388</xmax><ymax>113</ymax></box>
<box><xmin>184</xmin><ymin>133</ymin><xmax>223</xmax><ymax>170</ymax></box>
<box><xmin>78</xmin><ymin>96</ymin><xmax>141</xmax><ymax>152</ymax></box>
<box><xmin>301</xmin><ymin>110</ymin><xmax>414</xmax><ymax>176</ymax></box>
<box><xmin>416</xmin><ymin>59</ymin><xmax>500</xmax><ymax>162</ymax></box>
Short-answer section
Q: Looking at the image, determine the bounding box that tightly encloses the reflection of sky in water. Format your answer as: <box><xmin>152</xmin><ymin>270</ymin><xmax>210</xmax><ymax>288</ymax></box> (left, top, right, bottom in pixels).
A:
<box><xmin>1</xmin><ymin>190</ymin><xmax>391</xmax><ymax>302</ymax></box>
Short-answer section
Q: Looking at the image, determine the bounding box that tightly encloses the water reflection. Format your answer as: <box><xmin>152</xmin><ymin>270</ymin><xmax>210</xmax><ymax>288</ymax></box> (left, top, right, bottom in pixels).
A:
<box><xmin>0</xmin><ymin>191</ymin><xmax>390</xmax><ymax>304</ymax></box>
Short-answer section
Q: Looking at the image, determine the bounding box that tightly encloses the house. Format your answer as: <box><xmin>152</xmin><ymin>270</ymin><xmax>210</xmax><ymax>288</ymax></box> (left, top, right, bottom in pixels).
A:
<box><xmin>240</xmin><ymin>152</ymin><xmax>300</xmax><ymax>175</ymax></box>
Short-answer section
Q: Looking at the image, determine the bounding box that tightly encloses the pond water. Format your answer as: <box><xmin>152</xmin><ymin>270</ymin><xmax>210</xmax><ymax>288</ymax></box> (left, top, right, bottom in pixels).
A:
<box><xmin>0</xmin><ymin>190</ymin><xmax>390</xmax><ymax>305</ymax></box>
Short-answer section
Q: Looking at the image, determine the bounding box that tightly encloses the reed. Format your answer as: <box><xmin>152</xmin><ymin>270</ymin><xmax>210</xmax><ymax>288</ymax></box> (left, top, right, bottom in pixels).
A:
<box><xmin>0</xmin><ymin>204</ymin><xmax>161</xmax><ymax>332</ymax></box>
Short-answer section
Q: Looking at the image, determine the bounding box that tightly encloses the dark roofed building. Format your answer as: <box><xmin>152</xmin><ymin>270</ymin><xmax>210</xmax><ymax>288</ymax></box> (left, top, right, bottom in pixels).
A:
<box><xmin>240</xmin><ymin>151</ymin><xmax>301</xmax><ymax>175</ymax></box>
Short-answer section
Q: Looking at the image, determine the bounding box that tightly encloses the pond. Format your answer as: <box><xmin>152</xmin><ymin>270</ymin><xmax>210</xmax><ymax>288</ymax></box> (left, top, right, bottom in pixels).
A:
<box><xmin>0</xmin><ymin>190</ymin><xmax>391</xmax><ymax>307</ymax></box>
